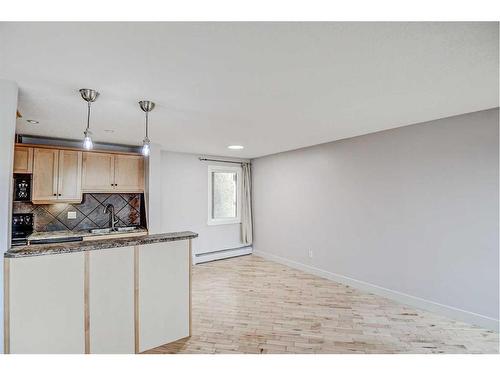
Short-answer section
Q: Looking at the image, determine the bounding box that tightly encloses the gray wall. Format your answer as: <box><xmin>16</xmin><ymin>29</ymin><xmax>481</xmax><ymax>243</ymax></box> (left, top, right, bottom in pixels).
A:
<box><xmin>160</xmin><ymin>151</ymin><xmax>246</xmax><ymax>255</ymax></box>
<box><xmin>0</xmin><ymin>80</ymin><xmax>18</xmax><ymax>353</ymax></box>
<box><xmin>252</xmin><ymin>108</ymin><xmax>499</xmax><ymax>328</ymax></box>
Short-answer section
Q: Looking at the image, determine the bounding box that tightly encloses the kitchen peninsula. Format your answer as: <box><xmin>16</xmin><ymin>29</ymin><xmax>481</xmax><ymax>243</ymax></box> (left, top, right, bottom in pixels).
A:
<box><xmin>6</xmin><ymin>138</ymin><xmax>198</xmax><ymax>354</ymax></box>
<box><xmin>4</xmin><ymin>231</ymin><xmax>198</xmax><ymax>354</ymax></box>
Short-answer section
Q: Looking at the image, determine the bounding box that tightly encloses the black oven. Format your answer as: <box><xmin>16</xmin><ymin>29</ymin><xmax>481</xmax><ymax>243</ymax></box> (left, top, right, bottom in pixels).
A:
<box><xmin>13</xmin><ymin>174</ymin><xmax>32</xmax><ymax>202</ymax></box>
<box><xmin>12</xmin><ymin>213</ymin><xmax>33</xmax><ymax>247</ymax></box>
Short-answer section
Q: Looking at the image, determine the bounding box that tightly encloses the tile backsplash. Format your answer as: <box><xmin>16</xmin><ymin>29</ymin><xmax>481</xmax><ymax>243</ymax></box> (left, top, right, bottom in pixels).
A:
<box><xmin>13</xmin><ymin>193</ymin><xmax>144</xmax><ymax>232</ymax></box>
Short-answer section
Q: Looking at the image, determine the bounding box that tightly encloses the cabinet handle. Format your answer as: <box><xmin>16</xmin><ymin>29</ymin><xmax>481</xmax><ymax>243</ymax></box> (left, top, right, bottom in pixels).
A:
<box><xmin>53</xmin><ymin>193</ymin><xmax>56</xmax><ymax>196</ymax></box>
<box><xmin>58</xmin><ymin>194</ymin><xmax>62</xmax><ymax>196</ymax></box>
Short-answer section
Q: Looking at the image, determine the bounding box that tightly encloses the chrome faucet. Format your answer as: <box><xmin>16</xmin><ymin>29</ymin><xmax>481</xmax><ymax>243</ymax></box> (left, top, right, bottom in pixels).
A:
<box><xmin>103</xmin><ymin>204</ymin><xmax>119</xmax><ymax>231</ymax></box>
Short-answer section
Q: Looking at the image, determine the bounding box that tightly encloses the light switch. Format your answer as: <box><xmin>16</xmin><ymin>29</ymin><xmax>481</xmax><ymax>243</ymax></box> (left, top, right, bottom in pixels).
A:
<box><xmin>67</xmin><ymin>211</ymin><xmax>77</xmax><ymax>219</ymax></box>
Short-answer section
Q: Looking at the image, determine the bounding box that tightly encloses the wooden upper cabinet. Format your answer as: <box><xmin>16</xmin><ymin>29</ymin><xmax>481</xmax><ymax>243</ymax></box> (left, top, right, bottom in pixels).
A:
<box><xmin>22</xmin><ymin>145</ymin><xmax>143</xmax><ymax>199</ymax></box>
<box><xmin>58</xmin><ymin>150</ymin><xmax>83</xmax><ymax>201</ymax></box>
<box><xmin>82</xmin><ymin>152</ymin><xmax>144</xmax><ymax>193</ymax></box>
<box><xmin>114</xmin><ymin>154</ymin><xmax>144</xmax><ymax>192</ymax></box>
<box><xmin>82</xmin><ymin>152</ymin><xmax>115</xmax><ymax>192</ymax></box>
<box><xmin>32</xmin><ymin>148</ymin><xmax>83</xmax><ymax>203</ymax></box>
<box><xmin>32</xmin><ymin>148</ymin><xmax>59</xmax><ymax>201</ymax></box>
<box><xmin>13</xmin><ymin>146</ymin><xmax>33</xmax><ymax>173</ymax></box>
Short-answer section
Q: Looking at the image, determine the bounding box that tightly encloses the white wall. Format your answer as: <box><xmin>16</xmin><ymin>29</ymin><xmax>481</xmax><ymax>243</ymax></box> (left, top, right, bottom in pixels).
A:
<box><xmin>145</xmin><ymin>143</ymin><xmax>163</xmax><ymax>234</ymax></box>
<box><xmin>160</xmin><ymin>151</ymin><xmax>246</xmax><ymax>255</ymax></box>
<box><xmin>0</xmin><ymin>80</ymin><xmax>18</xmax><ymax>353</ymax></box>
<box><xmin>252</xmin><ymin>108</ymin><xmax>499</xmax><ymax>330</ymax></box>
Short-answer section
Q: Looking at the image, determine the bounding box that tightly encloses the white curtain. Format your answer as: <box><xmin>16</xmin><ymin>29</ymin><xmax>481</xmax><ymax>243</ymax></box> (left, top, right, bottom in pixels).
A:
<box><xmin>241</xmin><ymin>163</ymin><xmax>253</xmax><ymax>245</ymax></box>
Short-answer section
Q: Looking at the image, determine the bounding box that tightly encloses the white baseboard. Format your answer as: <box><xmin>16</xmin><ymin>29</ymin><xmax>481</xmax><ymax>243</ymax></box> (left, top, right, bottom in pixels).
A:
<box><xmin>253</xmin><ymin>250</ymin><xmax>499</xmax><ymax>332</ymax></box>
<box><xmin>194</xmin><ymin>246</ymin><xmax>252</xmax><ymax>264</ymax></box>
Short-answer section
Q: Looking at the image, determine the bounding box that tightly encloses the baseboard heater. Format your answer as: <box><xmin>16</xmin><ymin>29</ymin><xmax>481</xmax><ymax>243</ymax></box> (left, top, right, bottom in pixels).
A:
<box><xmin>194</xmin><ymin>245</ymin><xmax>253</xmax><ymax>264</ymax></box>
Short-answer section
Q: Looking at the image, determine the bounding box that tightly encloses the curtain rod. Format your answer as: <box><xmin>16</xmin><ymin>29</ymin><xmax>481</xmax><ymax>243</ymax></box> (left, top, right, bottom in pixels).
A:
<box><xmin>198</xmin><ymin>157</ymin><xmax>250</xmax><ymax>165</ymax></box>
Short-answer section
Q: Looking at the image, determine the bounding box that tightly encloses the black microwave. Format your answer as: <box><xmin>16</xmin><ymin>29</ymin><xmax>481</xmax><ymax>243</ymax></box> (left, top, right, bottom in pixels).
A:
<box><xmin>13</xmin><ymin>174</ymin><xmax>32</xmax><ymax>202</ymax></box>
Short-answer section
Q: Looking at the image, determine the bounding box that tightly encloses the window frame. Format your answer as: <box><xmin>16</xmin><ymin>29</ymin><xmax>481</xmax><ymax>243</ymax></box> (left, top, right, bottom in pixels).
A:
<box><xmin>207</xmin><ymin>164</ymin><xmax>242</xmax><ymax>226</ymax></box>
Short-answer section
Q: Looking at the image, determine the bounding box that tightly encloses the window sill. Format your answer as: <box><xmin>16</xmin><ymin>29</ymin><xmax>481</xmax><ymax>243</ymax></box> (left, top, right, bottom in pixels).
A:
<box><xmin>207</xmin><ymin>219</ymin><xmax>241</xmax><ymax>226</ymax></box>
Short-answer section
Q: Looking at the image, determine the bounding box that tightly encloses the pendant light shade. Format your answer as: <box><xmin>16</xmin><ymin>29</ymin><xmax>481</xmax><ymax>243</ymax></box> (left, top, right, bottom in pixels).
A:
<box><xmin>80</xmin><ymin>88</ymin><xmax>99</xmax><ymax>150</ymax></box>
<box><xmin>139</xmin><ymin>100</ymin><xmax>155</xmax><ymax>156</ymax></box>
<box><xmin>83</xmin><ymin>130</ymin><xmax>93</xmax><ymax>150</ymax></box>
<box><xmin>142</xmin><ymin>138</ymin><xmax>151</xmax><ymax>156</ymax></box>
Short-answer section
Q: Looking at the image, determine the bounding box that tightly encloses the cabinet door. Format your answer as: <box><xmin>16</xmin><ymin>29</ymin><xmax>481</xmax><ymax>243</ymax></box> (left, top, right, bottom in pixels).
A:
<box><xmin>57</xmin><ymin>150</ymin><xmax>83</xmax><ymax>202</ymax></box>
<box><xmin>13</xmin><ymin>146</ymin><xmax>33</xmax><ymax>173</ymax></box>
<box><xmin>114</xmin><ymin>154</ymin><xmax>144</xmax><ymax>192</ymax></box>
<box><xmin>7</xmin><ymin>252</ymin><xmax>85</xmax><ymax>354</ymax></box>
<box><xmin>138</xmin><ymin>240</ymin><xmax>190</xmax><ymax>352</ymax></box>
<box><xmin>89</xmin><ymin>247</ymin><xmax>135</xmax><ymax>354</ymax></box>
<box><xmin>32</xmin><ymin>148</ymin><xmax>59</xmax><ymax>202</ymax></box>
<box><xmin>82</xmin><ymin>152</ymin><xmax>115</xmax><ymax>192</ymax></box>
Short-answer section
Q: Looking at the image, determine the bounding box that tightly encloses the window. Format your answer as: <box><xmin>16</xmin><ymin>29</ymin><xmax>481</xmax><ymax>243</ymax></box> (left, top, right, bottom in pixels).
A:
<box><xmin>208</xmin><ymin>165</ymin><xmax>242</xmax><ymax>225</ymax></box>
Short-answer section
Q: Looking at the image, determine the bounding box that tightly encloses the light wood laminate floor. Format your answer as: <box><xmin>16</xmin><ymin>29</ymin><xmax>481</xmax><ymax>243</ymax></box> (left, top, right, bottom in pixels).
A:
<box><xmin>145</xmin><ymin>255</ymin><xmax>499</xmax><ymax>354</ymax></box>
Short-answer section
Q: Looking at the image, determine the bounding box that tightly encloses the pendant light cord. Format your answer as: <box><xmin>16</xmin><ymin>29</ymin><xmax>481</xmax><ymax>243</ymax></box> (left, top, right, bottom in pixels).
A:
<box><xmin>145</xmin><ymin>111</ymin><xmax>149</xmax><ymax>138</ymax></box>
<box><xmin>86</xmin><ymin>101</ymin><xmax>91</xmax><ymax>132</ymax></box>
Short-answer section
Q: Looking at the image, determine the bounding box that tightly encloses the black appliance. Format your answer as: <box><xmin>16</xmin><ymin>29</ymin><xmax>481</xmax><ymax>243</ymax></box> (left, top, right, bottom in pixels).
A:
<box><xmin>12</xmin><ymin>213</ymin><xmax>33</xmax><ymax>247</ymax></box>
<box><xmin>13</xmin><ymin>174</ymin><xmax>32</xmax><ymax>202</ymax></box>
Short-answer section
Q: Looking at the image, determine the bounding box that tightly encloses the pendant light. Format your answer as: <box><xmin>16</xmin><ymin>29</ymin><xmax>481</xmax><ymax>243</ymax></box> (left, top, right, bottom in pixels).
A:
<box><xmin>79</xmin><ymin>88</ymin><xmax>99</xmax><ymax>150</ymax></box>
<box><xmin>139</xmin><ymin>100</ymin><xmax>155</xmax><ymax>156</ymax></box>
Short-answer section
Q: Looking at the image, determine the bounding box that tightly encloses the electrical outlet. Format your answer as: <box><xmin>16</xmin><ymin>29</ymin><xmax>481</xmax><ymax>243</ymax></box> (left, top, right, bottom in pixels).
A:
<box><xmin>67</xmin><ymin>211</ymin><xmax>77</xmax><ymax>219</ymax></box>
<box><xmin>308</xmin><ymin>250</ymin><xmax>313</xmax><ymax>258</ymax></box>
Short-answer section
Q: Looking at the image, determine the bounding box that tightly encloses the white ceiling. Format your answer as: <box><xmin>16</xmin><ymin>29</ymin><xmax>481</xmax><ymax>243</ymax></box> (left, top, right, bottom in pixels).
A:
<box><xmin>0</xmin><ymin>22</ymin><xmax>498</xmax><ymax>158</ymax></box>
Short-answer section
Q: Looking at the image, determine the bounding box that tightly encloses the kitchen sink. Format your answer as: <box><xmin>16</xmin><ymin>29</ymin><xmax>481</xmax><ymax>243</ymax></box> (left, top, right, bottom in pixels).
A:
<box><xmin>89</xmin><ymin>226</ymin><xmax>139</xmax><ymax>234</ymax></box>
<box><xmin>89</xmin><ymin>228</ymin><xmax>113</xmax><ymax>234</ymax></box>
<box><xmin>116</xmin><ymin>226</ymin><xmax>139</xmax><ymax>232</ymax></box>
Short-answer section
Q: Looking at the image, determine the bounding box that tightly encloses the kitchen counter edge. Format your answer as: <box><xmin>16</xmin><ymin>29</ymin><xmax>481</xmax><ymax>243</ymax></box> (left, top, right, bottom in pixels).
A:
<box><xmin>5</xmin><ymin>231</ymin><xmax>198</xmax><ymax>258</ymax></box>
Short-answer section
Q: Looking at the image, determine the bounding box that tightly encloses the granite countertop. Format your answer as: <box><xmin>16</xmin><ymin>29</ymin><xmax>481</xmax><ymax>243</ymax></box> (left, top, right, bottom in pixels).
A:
<box><xmin>27</xmin><ymin>227</ymin><xmax>148</xmax><ymax>241</ymax></box>
<box><xmin>6</xmin><ymin>231</ymin><xmax>198</xmax><ymax>258</ymax></box>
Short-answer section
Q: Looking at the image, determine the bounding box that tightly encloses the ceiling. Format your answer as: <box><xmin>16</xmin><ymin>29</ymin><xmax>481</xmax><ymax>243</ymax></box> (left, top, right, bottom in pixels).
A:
<box><xmin>0</xmin><ymin>22</ymin><xmax>498</xmax><ymax>158</ymax></box>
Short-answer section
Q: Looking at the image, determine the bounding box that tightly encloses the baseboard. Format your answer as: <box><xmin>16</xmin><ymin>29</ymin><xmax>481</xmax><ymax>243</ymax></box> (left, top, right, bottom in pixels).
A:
<box><xmin>194</xmin><ymin>246</ymin><xmax>253</xmax><ymax>264</ymax></box>
<box><xmin>253</xmin><ymin>250</ymin><xmax>499</xmax><ymax>332</ymax></box>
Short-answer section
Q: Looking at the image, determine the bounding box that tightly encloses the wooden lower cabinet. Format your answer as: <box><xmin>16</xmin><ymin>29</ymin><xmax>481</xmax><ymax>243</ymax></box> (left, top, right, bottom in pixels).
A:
<box><xmin>7</xmin><ymin>253</ymin><xmax>85</xmax><ymax>354</ymax></box>
<box><xmin>138</xmin><ymin>240</ymin><xmax>190</xmax><ymax>352</ymax></box>
<box><xmin>89</xmin><ymin>247</ymin><xmax>135</xmax><ymax>354</ymax></box>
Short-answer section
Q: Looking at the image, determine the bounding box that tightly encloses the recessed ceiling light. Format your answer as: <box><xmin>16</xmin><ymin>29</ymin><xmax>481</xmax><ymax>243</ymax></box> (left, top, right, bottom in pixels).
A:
<box><xmin>104</xmin><ymin>129</ymin><xmax>115</xmax><ymax>133</ymax></box>
<box><xmin>26</xmin><ymin>120</ymin><xmax>39</xmax><ymax>124</ymax></box>
<box><xmin>228</xmin><ymin>145</ymin><xmax>244</xmax><ymax>150</ymax></box>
